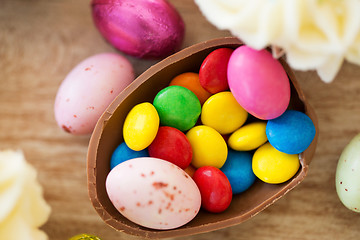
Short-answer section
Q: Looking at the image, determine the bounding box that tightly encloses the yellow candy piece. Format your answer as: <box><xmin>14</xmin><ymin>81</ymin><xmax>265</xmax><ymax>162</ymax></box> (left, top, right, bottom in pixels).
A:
<box><xmin>186</xmin><ymin>125</ymin><xmax>228</xmax><ymax>168</ymax></box>
<box><xmin>201</xmin><ymin>91</ymin><xmax>248</xmax><ymax>135</ymax></box>
<box><xmin>228</xmin><ymin>122</ymin><xmax>267</xmax><ymax>151</ymax></box>
<box><xmin>252</xmin><ymin>143</ymin><xmax>300</xmax><ymax>184</ymax></box>
<box><xmin>69</xmin><ymin>234</ymin><xmax>101</xmax><ymax>240</ymax></box>
<box><xmin>123</xmin><ymin>102</ymin><xmax>159</xmax><ymax>151</ymax></box>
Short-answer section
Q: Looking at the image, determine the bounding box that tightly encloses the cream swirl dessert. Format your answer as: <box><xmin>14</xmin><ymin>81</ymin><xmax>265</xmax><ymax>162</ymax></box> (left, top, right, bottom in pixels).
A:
<box><xmin>195</xmin><ymin>0</ymin><xmax>360</xmax><ymax>82</ymax></box>
<box><xmin>0</xmin><ymin>150</ymin><xmax>51</xmax><ymax>240</ymax></box>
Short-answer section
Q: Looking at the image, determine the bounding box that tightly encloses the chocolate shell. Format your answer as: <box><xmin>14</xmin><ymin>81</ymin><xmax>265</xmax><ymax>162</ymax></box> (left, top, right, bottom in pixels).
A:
<box><xmin>87</xmin><ymin>37</ymin><xmax>319</xmax><ymax>239</ymax></box>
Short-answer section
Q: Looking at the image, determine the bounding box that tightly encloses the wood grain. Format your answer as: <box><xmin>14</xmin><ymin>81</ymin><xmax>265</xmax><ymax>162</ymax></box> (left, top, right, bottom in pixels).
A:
<box><xmin>1</xmin><ymin>0</ymin><xmax>360</xmax><ymax>239</ymax></box>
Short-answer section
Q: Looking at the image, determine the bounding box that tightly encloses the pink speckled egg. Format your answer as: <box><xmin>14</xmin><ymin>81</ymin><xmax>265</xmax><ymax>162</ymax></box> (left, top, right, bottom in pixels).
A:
<box><xmin>91</xmin><ymin>0</ymin><xmax>185</xmax><ymax>59</ymax></box>
<box><xmin>227</xmin><ymin>46</ymin><xmax>290</xmax><ymax>120</ymax></box>
<box><xmin>106</xmin><ymin>157</ymin><xmax>201</xmax><ymax>230</ymax></box>
<box><xmin>54</xmin><ymin>53</ymin><xmax>134</xmax><ymax>135</ymax></box>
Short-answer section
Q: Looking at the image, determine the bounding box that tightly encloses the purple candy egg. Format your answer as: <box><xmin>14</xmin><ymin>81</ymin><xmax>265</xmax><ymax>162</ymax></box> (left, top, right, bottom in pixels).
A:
<box><xmin>91</xmin><ymin>0</ymin><xmax>185</xmax><ymax>59</ymax></box>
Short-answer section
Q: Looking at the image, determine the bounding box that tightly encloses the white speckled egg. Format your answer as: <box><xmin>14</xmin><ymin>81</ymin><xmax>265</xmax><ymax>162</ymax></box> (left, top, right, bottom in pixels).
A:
<box><xmin>106</xmin><ymin>157</ymin><xmax>201</xmax><ymax>230</ymax></box>
<box><xmin>336</xmin><ymin>133</ymin><xmax>360</xmax><ymax>213</ymax></box>
<box><xmin>54</xmin><ymin>53</ymin><xmax>134</xmax><ymax>135</ymax></box>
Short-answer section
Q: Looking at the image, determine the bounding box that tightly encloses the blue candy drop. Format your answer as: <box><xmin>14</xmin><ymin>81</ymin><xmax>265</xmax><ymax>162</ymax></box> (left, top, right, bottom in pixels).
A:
<box><xmin>266</xmin><ymin>110</ymin><xmax>316</xmax><ymax>154</ymax></box>
<box><xmin>110</xmin><ymin>142</ymin><xmax>149</xmax><ymax>169</ymax></box>
<box><xmin>220</xmin><ymin>149</ymin><xmax>256</xmax><ymax>194</ymax></box>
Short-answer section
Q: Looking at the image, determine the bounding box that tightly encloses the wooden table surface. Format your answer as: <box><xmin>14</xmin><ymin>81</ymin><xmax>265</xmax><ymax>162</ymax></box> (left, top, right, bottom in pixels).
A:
<box><xmin>1</xmin><ymin>0</ymin><xmax>360</xmax><ymax>239</ymax></box>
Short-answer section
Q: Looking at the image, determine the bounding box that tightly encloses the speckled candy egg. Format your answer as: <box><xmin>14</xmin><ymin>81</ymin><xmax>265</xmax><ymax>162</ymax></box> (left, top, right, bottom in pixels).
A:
<box><xmin>336</xmin><ymin>133</ymin><xmax>360</xmax><ymax>213</ymax></box>
<box><xmin>106</xmin><ymin>157</ymin><xmax>201</xmax><ymax>229</ymax></box>
<box><xmin>54</xmin><ymin>53</ymin><xmax>134</xmax><ymax>135</ymax></box>
<box><xmin>227</xmin><ymin>45</ymin><xmax>290</xmax><ymax>120</ymax></box>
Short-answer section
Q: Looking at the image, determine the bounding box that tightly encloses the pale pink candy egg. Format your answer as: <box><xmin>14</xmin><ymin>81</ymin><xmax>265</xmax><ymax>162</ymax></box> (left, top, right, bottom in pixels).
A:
<box><xmin>106</xmin><ymin>157</ymin><xmax>201</xmax><ymax>230</ymax></box>
<box><xmin>54</xmin><ymin>53</ymin><xmax>134</xmax><ymax>135</ymax></box>
<box><xmin>227</xmin><ymin>46</ymin><xmax>290</xmax><ymax>120</ymax></box>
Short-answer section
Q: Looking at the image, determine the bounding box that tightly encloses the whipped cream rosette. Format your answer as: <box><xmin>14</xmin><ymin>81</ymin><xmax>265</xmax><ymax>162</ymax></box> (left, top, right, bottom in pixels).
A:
<box><xmin>0</xmin><ymin>150</ymin><xmax>51</xmax><ymax>240</ymax></box>
<box><xmin>195</xmin><ymin>0</ymin><xmax>360</xmax><ymax>82</ymax></box>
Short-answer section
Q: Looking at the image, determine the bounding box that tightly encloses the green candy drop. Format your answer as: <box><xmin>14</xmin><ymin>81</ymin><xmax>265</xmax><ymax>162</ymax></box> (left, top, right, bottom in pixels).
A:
<box><xmin>153</xmin><ymin>86</ymin><xmax>201</xmax><ymax>131</ymax></box>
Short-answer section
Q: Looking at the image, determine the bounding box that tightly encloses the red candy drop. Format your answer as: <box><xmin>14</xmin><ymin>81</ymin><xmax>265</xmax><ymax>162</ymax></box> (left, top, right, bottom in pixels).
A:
<box><xmin>199</xmin><ymin>48</ymin><xmax>233</xmax><ymax>94</ymax></box>
<box><xmin>193</xmin><ymin>166</ymin><xmax>232</xmax><ymax>213</ymax></box>
<box><xmin>148</xmin><ymin>126</ymin><xmax>193</xmax><ymax>169</ymax></box>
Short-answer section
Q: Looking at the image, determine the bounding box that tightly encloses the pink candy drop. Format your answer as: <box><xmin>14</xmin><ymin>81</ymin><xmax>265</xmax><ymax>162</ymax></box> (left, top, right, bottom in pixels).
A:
<box><xmin>227</xmin><ymin>46</ymin><xmax>290</xmax><ymax>120</ymax></box>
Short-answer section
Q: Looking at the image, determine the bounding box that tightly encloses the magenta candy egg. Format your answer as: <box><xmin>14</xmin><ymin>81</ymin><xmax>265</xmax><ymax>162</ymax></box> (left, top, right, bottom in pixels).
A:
<box><xmin>148</xmin><ymin>126</ymin><xmax>192</xmax><ymax>169</ymax></box>
<box><xmin>227</xmin><ymin>46</ymin><xmax>290</xmax><ymax>120</ymax></box>
<box><xmin>106</xmin><ymin>157</ymin><xmax>201</xmax><ymax>230</ymax></box>
<box><xmin>54</xmin><ymin>53</ymin><xmax>134</xmax><ymax>135</ymax></box>
<box><xmin>199</xmin><ymin>48</ymin><xmax>233</xmax><ymax>94</ymax></box>
<box><xmin>91</xmin><ymin>0</ymin><xmax>185</xmax><ymax>59</ymax></box>
<box><xmin>193</xmin><ymin>166</ymin><xmax>232</xmax><ymax>213</ymax></box>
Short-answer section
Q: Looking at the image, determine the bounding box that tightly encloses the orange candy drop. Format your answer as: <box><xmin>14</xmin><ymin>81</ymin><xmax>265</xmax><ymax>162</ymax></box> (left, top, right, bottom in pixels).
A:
<box><xmin>169</xmin><ymin>72</ymin><xmax>211</xmax><ymax>105</ymax></box>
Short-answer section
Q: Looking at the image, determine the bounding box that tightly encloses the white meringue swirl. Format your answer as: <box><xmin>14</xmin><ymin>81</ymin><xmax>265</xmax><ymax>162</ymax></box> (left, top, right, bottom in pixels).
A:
<box><xmin>0</xmin><ymin>150</ymin><xmax>51</xmax><ymax>240</ymax></box>
<box><xmin>195</xmin><ymin>0</ymin><xmax>360</xmax><ymax>82</ymax></box>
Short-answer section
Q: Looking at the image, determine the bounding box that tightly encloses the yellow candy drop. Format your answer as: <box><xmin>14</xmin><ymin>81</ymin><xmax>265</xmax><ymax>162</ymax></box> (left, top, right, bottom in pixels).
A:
<box><xmin>252</xmin><ymin>143</ymin><xmax>300</xmax><ymax>184</ymax></box>
<box><xmin>123</xmin><ymin>102</ymin><xmax>159</xmax><ymax>151</ymax></box>
<box><xmin>228</xmin><ymin>122</ymin><xmax>267</xmax><ymax>151</ymax></box>
<box><xmin>201</xmin><ymin>91</ymin><xmax>248</xmax><ymax>135</ymax></box>
<box><xmin>69</xmin><ymin>234</ymin><xmax>101</xmax><ymax>240</ymax></box>
<box><xmin>186</xmin><ymin>125</ymin><xmax>228</xmax><ymax>168</ymax></box>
